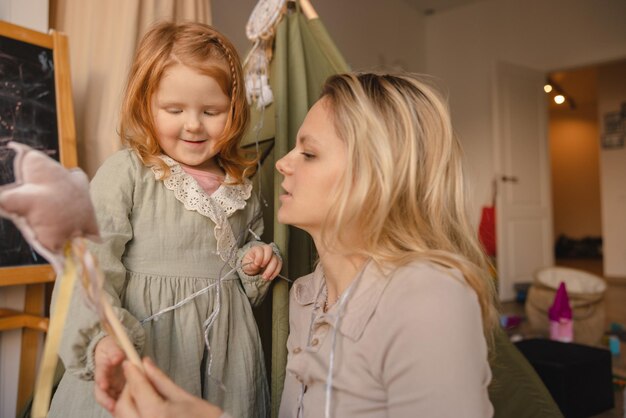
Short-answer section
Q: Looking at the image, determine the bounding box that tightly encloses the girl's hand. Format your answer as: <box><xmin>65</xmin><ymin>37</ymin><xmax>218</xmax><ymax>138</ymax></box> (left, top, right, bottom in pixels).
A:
<box><xmin>241</xmin><ymin>244</ymin><xmax>282</xmax><ymax>280</ymax></box>
<box><xmin>114</xmin><ymin>358</ymin><xmax>223</xmax><ymax>418</ymax></box>
<box><xmin>94</xmin><ymin>335</ymin><xmax>126</xmax><ymax>412</ymax></box>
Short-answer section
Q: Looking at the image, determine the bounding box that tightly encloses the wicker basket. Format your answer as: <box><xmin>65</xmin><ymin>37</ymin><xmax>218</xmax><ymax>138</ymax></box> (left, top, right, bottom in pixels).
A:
<box><xmin>525</xmin><ymin>266</ymin><xmax>607</xmax><ymax>346</ymax></box>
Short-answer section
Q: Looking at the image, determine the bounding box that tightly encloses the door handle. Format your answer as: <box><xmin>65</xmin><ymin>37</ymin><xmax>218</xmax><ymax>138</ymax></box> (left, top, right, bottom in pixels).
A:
<box><xmin>501</xmin><ymin>175</ymin><xmax>519</xmax><ymax>183</ymax></box>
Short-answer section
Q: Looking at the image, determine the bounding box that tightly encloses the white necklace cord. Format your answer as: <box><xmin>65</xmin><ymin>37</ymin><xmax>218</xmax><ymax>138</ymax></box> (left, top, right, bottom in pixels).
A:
<box><xmin>297</xmin><ymin>279</ymin><xmax>327</xmax><ymax>418</ymax></box>
<box><xmin>324</xmin><ymin>265</ymin><xmax>367</xmax><ymax>418</ymax></box>
<box><xmin>298</xmin><ymin>261</ymin><xmax>369</xmax><ymax>418</ymax></box>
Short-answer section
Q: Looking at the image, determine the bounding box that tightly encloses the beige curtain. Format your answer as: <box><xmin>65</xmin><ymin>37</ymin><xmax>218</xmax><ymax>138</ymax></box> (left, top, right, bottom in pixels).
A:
<box><xmin>50</xmin><ymin>0</ymin><xmax>212</xmax><ymax>177</ymax></box>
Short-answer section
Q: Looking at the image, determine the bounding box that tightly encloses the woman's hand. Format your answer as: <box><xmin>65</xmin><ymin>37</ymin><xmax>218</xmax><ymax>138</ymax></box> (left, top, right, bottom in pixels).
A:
<box><xmin>94</xmin><ymin>335</ymin><xmax>126</xmax><ymax>412</ymax></box>
<box><xmin>242</xmin><ymin>244</ymin><xmax>282</xmax><ymax>280</ymax></box>
<box><xmin>114</xmin><ymin>357</ymin><xmax>224</xmax><ymax>418</ymax></box>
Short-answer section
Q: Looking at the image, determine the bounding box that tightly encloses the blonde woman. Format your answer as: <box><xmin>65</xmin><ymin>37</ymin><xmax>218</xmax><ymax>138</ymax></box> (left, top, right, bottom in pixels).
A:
<box><xmin>110</xmin><ymin>72</ymin><xmax>497</xmax><ymax>418</ymax></box>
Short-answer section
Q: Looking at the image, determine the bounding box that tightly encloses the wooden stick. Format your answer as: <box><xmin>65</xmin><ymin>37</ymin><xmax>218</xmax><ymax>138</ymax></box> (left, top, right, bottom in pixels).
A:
<box><xmin>299</xmin><ymin>0</ymin><xmax>318</xmax><ymax>19</ymax></box>
<box><xmin>74</xmin><ymin>238</ymin><xmax>143</xmax><ymax>369</ymax></box>
<box><xmin>31</xmin><ymin>247</ymin><xmax>77</xmax><ymax>418</ymax></box>
<box><xmin>102</xmin><ymin>302</ymin><xmax>143</xmax><ymax>369</ymax></box>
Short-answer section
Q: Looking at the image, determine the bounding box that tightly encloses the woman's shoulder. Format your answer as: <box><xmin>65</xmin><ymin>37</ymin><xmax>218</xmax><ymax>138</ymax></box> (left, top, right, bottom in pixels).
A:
<box><xmin>390</xmin><ymin>260</ymin><xmax>467</xmax><ymax>286</ymax></box>
<box><xmin>380</xmin><ymin>260</ymin><xmax>480</xmax><ymax>316</ymax></box>
<box><xmin>368</xmin><ymin>260</ymin><xmax>487</xmax><ymax>360</ymax></box>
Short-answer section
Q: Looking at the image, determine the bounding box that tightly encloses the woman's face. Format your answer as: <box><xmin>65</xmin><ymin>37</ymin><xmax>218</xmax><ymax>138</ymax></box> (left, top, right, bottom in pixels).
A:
<box><xmin>275</xmin><ymin>98</ymin><xmax>347</xmax><ymax>236</ymax></box>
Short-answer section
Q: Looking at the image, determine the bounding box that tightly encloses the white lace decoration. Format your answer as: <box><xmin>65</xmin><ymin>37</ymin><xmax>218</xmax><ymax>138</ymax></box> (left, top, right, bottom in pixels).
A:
<box><xmin>243</xmin><ymin>0</ymin><xmax>287</xmax><ymax>108</ymax></box>
<box><xmin>151</xmin><ymin>156</ymin><xmax>252</xmax><ymax>267</ymax></box>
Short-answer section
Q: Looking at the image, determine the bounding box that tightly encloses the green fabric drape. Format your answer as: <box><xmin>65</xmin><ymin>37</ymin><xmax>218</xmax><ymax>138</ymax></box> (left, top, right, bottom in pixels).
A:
<box><xmin>270</xmin><ymin>13</ymin><xmax>349</xmax><ymax>416</ymax></box>
<box><xmin>242</xmin><ymin>5</ymin><xmax>349</xmax><ymax>417</ymax></box>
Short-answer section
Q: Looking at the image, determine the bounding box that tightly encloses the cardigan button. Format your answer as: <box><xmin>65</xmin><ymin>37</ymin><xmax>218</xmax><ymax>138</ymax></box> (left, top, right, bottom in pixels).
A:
<box><xmin>310</xmin><ymin>338</ymin><xmax>319</xmax><ymax>347</ymax></box>
<box><xmin>293</xmin><ymin>347</ymin><xmax>302</xmax><ymax>354</ymax></box>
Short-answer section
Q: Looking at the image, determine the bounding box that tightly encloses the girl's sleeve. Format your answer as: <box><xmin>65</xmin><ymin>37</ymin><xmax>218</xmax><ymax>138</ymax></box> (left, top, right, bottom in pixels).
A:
<box><xmin>235</xmin><ymin>192</ymin><xmax>281</xmax><ymax>307</ymax></box>
<box><xmin>53</xmin><ymin>150</ymin><xmax>145</xmax><ymax>380</ymax></box>
<box><xmin>379</xmin><ymin>267</ymin><xmax>494</xmax><ymax>418</ymax></box>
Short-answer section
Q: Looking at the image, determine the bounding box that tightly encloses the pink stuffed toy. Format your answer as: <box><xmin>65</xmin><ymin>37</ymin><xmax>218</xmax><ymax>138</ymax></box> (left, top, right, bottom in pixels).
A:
<box><xmin>0</xmin><ymin>141</ymin><xmax>99</xmax><ymax>273</ymax></box>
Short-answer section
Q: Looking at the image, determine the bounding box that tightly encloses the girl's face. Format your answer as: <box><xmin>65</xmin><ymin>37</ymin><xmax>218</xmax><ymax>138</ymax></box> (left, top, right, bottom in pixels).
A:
<box><xmin>276</xmin><ymin>98</ymin><xmax>347</xmax><ymax>236</ymax></box>
<box><xmin>151</xmin><ymin>63</ymin><xmax>230</xmax><ymax>173</ymax></box>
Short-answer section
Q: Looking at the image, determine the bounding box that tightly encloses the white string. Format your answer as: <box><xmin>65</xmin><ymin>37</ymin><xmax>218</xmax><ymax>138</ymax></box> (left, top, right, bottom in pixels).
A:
<box><xmin>297</xmin><ymin>261</ymin><xmax>369</xmax><ymax>418</ymax></box>
<box><xmin>202</xmin><ymin>243</ymin><xmax>240</xmax><ymax>377</ymax></box>
<box><xmin>248</xmin><ymin>228</ymin><xmax>262</xmax><ymax>241</ymax></box>
<box><xmin>297</xmin><ymin>280</ymin><xmax>327</xmax><ymax>418</ymax></box>
<box><xmin>324</xmin><ymin>270</ymin><xmax>364</xmax><ymax>418</ymax></box>
<box><xmin>245</xmin><ymin>102</ymin><xmax>295</xmax><ymax>290</ymax></box>
<box><xmin>140</xmin><ymin>280</ymin><xmax>222</xmax><ymax>324</ymax></box>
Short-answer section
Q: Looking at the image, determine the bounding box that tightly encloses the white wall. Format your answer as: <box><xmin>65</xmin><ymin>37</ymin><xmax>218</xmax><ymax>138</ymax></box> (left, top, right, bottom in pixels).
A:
<box><xmin>0</xmin><ymin>0</ymin><xmax>48</xmax><ymax>32</ymax></box>
<box><xmin>212</xmin><ymin>0</ymin><xmax>427</xmax><ymax>72</ymax></box>
<box><xmin>598</xmin><ymin>61</ymin><xmax>626</xmax><ymax>277</ymax></box>
<box><xmin>424</xmin><ymin>0</ymin><xmax>626</xmax><ymax>273</ymax></box>
<box><xmin>0</xmin><ymin>2</ymin><xmax>50</xmax><ymax>416</ymax></box>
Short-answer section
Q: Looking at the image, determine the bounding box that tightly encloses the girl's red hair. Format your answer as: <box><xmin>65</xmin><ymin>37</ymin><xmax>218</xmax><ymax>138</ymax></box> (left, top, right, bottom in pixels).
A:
<box><xmin>119</xmin><ymin>21</ymin><xmax>256</xmax><ymax>182</ymax></box>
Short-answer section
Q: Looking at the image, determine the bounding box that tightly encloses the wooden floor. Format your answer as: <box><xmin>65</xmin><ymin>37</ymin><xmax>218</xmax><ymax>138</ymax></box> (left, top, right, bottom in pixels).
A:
<box><xmin>501</xmin><ymin>257</ymin><xmax>626</xmax><ymax>418</ymax></box>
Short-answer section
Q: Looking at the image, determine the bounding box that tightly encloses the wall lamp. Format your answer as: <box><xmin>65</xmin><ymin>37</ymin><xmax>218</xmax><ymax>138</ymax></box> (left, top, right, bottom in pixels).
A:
<box><xmin>544</xmin><ymin>77</ymin><xmax>577</xmax><ymax>110</ymax></box>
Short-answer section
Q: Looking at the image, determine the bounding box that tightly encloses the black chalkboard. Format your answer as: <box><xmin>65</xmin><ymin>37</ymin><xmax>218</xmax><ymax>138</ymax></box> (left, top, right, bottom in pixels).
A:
<box><xmin>0</xmin><ymin>21</ymin><xmax>76</xmax><ymax>280</ymax></box>
<box><xmin>0</xmin><ymin>32</ymin><xmax>59</xmax><ymax>267</ymax></box>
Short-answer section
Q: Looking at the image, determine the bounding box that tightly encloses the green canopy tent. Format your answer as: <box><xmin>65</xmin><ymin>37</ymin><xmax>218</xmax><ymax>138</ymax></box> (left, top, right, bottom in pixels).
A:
<box><xmin>240</xmin><ymin>2</ymin><xmax>349</xmax><ymax>416</ymax></box>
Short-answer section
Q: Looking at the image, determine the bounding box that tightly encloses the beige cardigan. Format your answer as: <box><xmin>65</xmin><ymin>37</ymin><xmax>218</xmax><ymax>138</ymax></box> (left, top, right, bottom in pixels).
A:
<box><xmin>278</xmin><ymin>260</ymin><xmax>493</xmax><ymax>418</ymax></box>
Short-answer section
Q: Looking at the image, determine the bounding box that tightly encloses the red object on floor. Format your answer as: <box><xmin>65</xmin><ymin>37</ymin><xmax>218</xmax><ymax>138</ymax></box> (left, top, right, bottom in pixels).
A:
<box><xmin>479</xmin><ymin>205</ymin><xmax>496</xmax><ymax>256</ymax></box>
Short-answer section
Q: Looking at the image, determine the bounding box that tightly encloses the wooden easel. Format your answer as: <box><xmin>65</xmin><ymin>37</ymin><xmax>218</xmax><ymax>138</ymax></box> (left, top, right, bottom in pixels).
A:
<box><xmin>0</xmin><ymin>270</ymin><xmax>53</xmax><ymax>413</ymax></box>
<box><xmin>0</xmin><ymin>20</ymin><xmax>76</xmax><ymax>414</ymax></box>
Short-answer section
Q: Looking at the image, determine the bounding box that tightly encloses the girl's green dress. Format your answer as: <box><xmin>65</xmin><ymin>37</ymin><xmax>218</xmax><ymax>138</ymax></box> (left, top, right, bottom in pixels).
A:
<box><xmin>48</xmin><ymin>149</ymin><xmax>271</xmax><ymax>418</ymax></box>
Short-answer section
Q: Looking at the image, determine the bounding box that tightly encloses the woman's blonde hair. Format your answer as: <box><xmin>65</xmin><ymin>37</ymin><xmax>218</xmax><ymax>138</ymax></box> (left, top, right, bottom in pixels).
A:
<box><xmin>119</xmin><ymin>21</ymin><xmax>255</xmax><ymax>182</ymax></box>
<box><xmin>320</xmin><ymin>72</ymin><xmax>498</xmax><ymax>336</ymax></box>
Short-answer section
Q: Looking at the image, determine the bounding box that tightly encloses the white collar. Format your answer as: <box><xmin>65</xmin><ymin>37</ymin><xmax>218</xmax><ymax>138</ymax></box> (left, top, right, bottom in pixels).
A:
<box><xmin>151</xmin><ymin>155</ymin><xmax>253</xmax><ymax>266</ymax></box>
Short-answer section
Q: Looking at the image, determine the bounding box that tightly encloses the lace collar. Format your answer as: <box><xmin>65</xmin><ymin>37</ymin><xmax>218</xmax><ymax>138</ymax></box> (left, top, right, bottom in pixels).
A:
<box><xmin>151</xmin><ymin>155</ymin><xmax>253</xmax><ymax>266</ymax></box>
<box><xmin>151</xmin><ymin>155</ymin><xmax>252</xmax><ymax>216</ymax></box>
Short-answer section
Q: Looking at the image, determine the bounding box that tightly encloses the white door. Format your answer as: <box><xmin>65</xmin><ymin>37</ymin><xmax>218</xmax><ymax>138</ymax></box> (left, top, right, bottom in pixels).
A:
<box><xmin>493</xmin><ymin>61</ymin><xmax>554</xmax><ymax>301</ymax></box>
